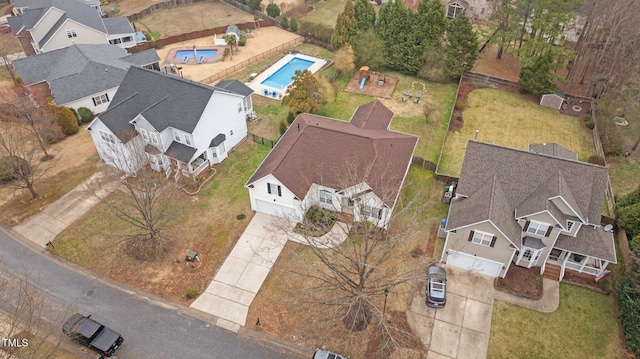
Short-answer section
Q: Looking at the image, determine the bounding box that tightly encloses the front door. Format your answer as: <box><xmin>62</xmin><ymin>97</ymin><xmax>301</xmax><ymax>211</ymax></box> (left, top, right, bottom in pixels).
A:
<box><xmin>515</xmin><ymin>246</ymin><xmax>544</xmax><ymax>268</ymax></box>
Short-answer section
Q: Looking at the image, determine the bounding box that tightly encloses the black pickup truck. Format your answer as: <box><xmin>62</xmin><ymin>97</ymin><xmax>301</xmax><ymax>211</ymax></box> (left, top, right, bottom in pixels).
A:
<box><xmin>62</xmin><ymin>313</ymin><xmax>123</xmax><ymax>357</ymax></box>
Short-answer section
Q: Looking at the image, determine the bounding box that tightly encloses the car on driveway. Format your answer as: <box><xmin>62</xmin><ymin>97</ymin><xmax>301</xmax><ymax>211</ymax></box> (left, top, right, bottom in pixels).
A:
<box><xmin>62</xmin><ymin>313</ymin><xmax>123</xmax><ymax>357</ymax></box>
<box><xmin>313</xmin><ymin>348</ymin><xmax>349</xmax><ymax>359</ymax></box>
<box><xmin>426</xmin><ymin>265</ymin><xmax>447</xmax><ymax>308</ymax></box>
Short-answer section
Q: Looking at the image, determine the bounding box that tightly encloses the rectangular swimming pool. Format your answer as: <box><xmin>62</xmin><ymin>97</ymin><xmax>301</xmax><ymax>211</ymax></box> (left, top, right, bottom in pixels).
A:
<box><xmin>174</xmin><ymin>49</ymin><xmax>217</xmax><ymax>60</ymax></box>
<box><xmin>260</xmin><ymin>57</ymin><xmax>315</xmax><ymax>90</ymax></box>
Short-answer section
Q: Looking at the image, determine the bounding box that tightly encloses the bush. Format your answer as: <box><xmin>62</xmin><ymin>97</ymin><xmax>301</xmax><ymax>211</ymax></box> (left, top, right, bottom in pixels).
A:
<box><xmin>57</xmin><ymin>106</ymin><xmax>79</xmax><ymax>135</ymax></box>
<box><xmin>69</xmin><ymin>107</ymin><xmax>79</xmax><ymax>124</ymax></box>
<box><xmin>0</xmin><ymin>156</ymin><xmax>30</xmax><ymax>184</ymax></box>
<box><xmin>280</xmin><ymin>16</ymin><xmax>289</xmax><ymax>29</ymax></box>
<box><xmin>290</xmin><ymin>17</ymin><xmax>298</xmax><ymax>33</ymax></box>
<box><xmin>77</xmin><ymin>107</ymin><xmax>94</xmax><ymax>124</ymax></box>
<box><xmin>266</xmin><ymin>2</ymin><xmax>280</xmax><ymax>17</ymax></box>
<box><xmin>185</xmin><ymin>288</ymin><xmax>198</xmax><ymax>300</ymax></box>
<box><xmin>238</xmin><ymin>36</ymin><xmax>246</xmax><ymax>46</ymax></box>
<box><xmin>584</xmin><ymin>118</ymin><xmax>594</xmax><ymax>129</ymax></box>
<box><xmin>299</xmin><ymin>20</ymin><xmax>332</xmax><ymax>43</ymax></box>
<box><xmin>286</xmin><ymin>111</ymin><xmax>295</xmax><ymax>125</ymax></box>
<box><xmin>618</xmin><ymin>279</ymin><xmax>640</xmax><ymax>355</ymax></box>
<box><xmin>279</xmin><ymin>120</ymin><xmax>288</xmax><ymax>135</ymax></box>
<box><xmin>587</xmin><ymin>155</ymin><xmax>606</xmax><ymax>166</ymax></box>
<box><xmin>305</xmin><ymin>205</ymin><xmax>336</xmax><ymax>226</ymax></box>
<box><xmin>454</xmin><ymin>100</ymin><xmax>465</xmax><ymax>111</ymax></box>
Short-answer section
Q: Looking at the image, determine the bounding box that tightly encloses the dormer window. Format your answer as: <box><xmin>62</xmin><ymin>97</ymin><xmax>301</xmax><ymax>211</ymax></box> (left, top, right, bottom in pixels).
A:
<box><xmin>525</xmin><ymin>220</ymin><xmax>551</xmax><ymax>236</ymax></box>
<box><xmin>566</xmin><ymin>220</ymin><xmax>575</xmax><ymax>232</ymax></box>
<box><xmin>66</xmin><ymin>29</ymin><xmax>77</xmax><ymax>38</ymax></box>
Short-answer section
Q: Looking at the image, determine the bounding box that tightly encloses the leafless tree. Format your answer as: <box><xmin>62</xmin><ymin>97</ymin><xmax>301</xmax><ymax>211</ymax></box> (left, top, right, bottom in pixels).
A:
<box><xmin>0</xmin><ymin>85</ymin><xmax>63</xmax><ymax>160</ymax></box>
<box><xmin>270</xmin><ymin>165</ymin><xmax>432</xmax><ymax>350</ymax></box>
<box><xmin>0</xmin><ymin>125</ymin><xmax>54</xmax><ymax>199</ymax></box>
<box><xmin>567</xmin><ymin>0</ymin><xmax>640</xmax><ymax>98</ymax></box>
<box><xmin>91</xmin><ymin>133</ymin><xmax>178</xmax><ymax>260</ymax></box>
<box><xmin>0</xmin><ymin>267</ymin><xmax>73</xmax><ymax>359</ymax></box>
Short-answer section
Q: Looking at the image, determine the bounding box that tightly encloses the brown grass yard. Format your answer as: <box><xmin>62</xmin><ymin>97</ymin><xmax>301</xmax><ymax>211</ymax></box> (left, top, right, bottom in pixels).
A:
<box><xmin>51</xmin><ymin>141</ymin><xmax>271</xmax><ymax>303</ymax></box>
<box><xmin>438</xmin><ymin>88</ymin><xmax>596</xmax><ymax>176</ymax></box>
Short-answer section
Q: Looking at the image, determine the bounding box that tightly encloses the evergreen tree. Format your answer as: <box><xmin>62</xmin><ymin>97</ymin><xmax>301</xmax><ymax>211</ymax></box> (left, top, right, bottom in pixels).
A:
<box><xmin>444</xmin><ymin>13</ymin><xmax>479</xmax><ymax>79</ymax></box>
<box><xmin>331</xmin><ymin>0</ymin><xmax>356</xmax><ymax>49</ymax></box>
<box><xmin>518</xmin><ymin>51</ymin><xmax>557</xmax><ymax>96</ymax></box>
<box><xmin>375</xmin><ymin>0</ymin><xmax>423</xmax><ymax>74</ymax></box>
<box><xmin>416</xmin><ymin>0</ymin><xmax>446</xmax><ymax>49</ymax></box>
<box><xmin>290</xmin><ymin>17</ymin><xmax>298</xmax><ymax>32</ymax></box>
<box><xmin>280</xmin><ymin>16</ymin><xmax>289</xmax><ymax>29</ymax></box>
<box><xmin>266</xmin><ymin>2</ymin><xmax>280</xmax><ymax>17</ymax></box>
<box><xmin>282</xmin><ymin>70</ymin><xmax>325</xmax><ymax>115</ymax></box>
<box><xmin>354</xmin><ymin>0</ymin><xmax>376</xmax><ymax>34</ymax></box>
<box><xmin>351</xmin><ymin>28</ymin><xmax>387</xmax><ymax>69</ymax></box>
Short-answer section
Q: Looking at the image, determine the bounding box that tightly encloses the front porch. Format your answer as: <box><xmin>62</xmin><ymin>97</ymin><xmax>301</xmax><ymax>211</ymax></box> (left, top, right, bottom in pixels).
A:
<box><xmin>544</xmin><ymin>248</ymin><xmax>611</xmax><ymax>281</ymax></box>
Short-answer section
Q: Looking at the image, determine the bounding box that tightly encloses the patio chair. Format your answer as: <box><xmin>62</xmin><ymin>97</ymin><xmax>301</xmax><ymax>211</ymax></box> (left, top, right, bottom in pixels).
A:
<box><xmin>414</xmin><ymin>97</ymin><xmax>420</xmax><ymax>104</ymax></box>
<box><xmin>182</xmin><ymin>55</ymin><xmax>188</xmax><ymax>63</ymax></box>
<box><xmin>401</xmin><ymin>96</ymin><xmax>407</xmax><ymax>102</ymax></box>
<box><xmin>198</xmin><ymin>55</ymin><xmax>205</xmax><ymax>64</ymax></box>
<box><xmin>416</xmin><ymin>91</ymin><xmax>423</xmax><ymax>99</ymax></box>
<box><xmin>404</xmin><ymin>89</ymin><xmax>412</xmax><ymax>98</ymax></box>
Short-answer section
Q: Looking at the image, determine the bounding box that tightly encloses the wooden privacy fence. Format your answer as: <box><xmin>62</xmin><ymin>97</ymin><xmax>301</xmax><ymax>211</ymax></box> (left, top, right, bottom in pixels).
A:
<box><xmin>248</xmin><ymin>133</ymin><xmax>278</xmax><ymax>148</ymax></box>
<box><xmin>200</xmin><ymin>37</ymin><xmax>303</xmax><ymax>84</ymax></box>
<box><xmin>125</xmin><ymin>0</ymin><xmax>276</xmax><ymax>23</ymax></box>
<box><xmin>412</xmin><ymin>156</ymin><xmax>437</xmax><ymax>172</ymax></box>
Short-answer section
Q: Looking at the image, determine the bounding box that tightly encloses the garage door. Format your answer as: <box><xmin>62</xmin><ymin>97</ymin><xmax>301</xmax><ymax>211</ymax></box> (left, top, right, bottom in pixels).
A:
<box><xmin>446</xmin><ymin>250</ymin><xmax>503</xmax><ymax>278</ymax></box>
<box><xmin>255</xmin><ymin>199</ymin><xmax>297</xmax><ymax>219</ymax></box>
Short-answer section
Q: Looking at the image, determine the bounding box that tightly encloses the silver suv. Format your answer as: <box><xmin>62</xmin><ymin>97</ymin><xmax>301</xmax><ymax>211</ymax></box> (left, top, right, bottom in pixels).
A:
<box><xmin>313</xmin><ymin>348</ymin><xmax>349</xmax><ymax>359</ymax></box>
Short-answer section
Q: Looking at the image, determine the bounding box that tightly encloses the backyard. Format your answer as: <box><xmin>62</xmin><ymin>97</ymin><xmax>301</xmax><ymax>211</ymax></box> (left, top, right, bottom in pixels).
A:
<box><xmin>438</xmin><ymin>88</ymin><xmax>596</xmax><ymax>176</ymax></box>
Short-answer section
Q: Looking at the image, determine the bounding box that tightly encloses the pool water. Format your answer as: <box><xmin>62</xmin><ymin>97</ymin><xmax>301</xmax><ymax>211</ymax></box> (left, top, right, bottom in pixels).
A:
<box><xmin>174</xmin><ymin>49</ymin><xmax>217</xmax><ymax>60</ymax></box>
<box><xmin>260</xmin><ymin>57</ymin><xmax>315</xmax><ymax>90</ymax></box>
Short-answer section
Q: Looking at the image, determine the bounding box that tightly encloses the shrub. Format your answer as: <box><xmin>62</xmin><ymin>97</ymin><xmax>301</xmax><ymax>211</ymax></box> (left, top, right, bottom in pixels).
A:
<box><xmin>0</xmin><ymin>156</ymin><xmax>30</xmax><ymax>183</ymax></box>
<box><xmin>185</xmin><ymin>288</ymin><xmax>198</xmax><ymax>300</ymax></box>
<box><xmin>57</xmin><ymin>106</ymin><xmax>79</xmax><ymax>135</ymax></box>
<box><xmin>587</xmin><ymin>155</ymin><xmax>606</xmax><ymax>166</ymax></box>
<box><xmin>286</xmin><ymin>111</ymin><xmax>295</xmax><ymax>125</ymax></box>
<box><xmin>618</xmin><ymin>279</ymin><xmax>640</xmax><ymax>355</ymax></box>
<box><xmin>266</xmin><ymin>2</ymin><xmax>280</xmax><ymax>17</ymax></box>
<box><xmin>69</xmin><ymin>107</ymin><xmax>79</xmax><ymax>124</ymax></box>
<box><xmin>454</xmin><ymin>100</ymin><xmax>465</xmax><ymax>111</ymax></box>
<box><xmin>305</xmin><ymin>205</ymin><xmax>336</xmax><ymax>226</ymax></box>
<box><xmin>238</xmin><ymin>36</ymin><xmax>246</xmax><ymax>46</ymax></box>
<box><xmin>280</xmin><ymin>16</ymin><xmax>289</xmax><ymax>29</ymax></box>
<box><xmin>77</xmin><ymin>107</ymin><xmax>94</xmax><ymax>124</ymax></box>
<box><xmin>299</xmin><ymin>20</ymin><xmax>332</xmax><ymax>43</ymax></box>
<box><xmin>585</xmin><ymin>118</ymin><xmax>595</xmax><ymax>129</ymax></box>
<box><xmin>279</xmin><ymin>120</ymin><xmax>288</xmax><ymax>134</ymax></box>
<box><xmin>290</xmin><ymin>17</ymin><xmax>298</xmax><ymax>33</ymax></box>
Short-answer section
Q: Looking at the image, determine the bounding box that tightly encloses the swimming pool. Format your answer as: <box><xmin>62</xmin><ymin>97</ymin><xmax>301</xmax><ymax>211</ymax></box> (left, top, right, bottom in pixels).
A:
<box><xmin>174</xmin><ymin>49</ymin><xmax>218</xmax><ymax>60</ymax></box>
<box><xmin>260</xmin><ymin>57</ymin><xmax>315</xmax><ymax>90</ymax></box>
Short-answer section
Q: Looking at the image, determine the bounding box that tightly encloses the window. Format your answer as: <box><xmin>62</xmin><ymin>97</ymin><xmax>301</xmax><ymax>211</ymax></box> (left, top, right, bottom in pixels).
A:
<box><xmin>99</xmin><ymin>130</ymin><xmax>115</xmax><ymax>144</ymax></box>
<box><xmin>140</xmin><ymin>128</ymin><xmax>149</xmax><ymax>141</ymax></box>
<box><xmin>364</xmin><ymin>205</ymin><xmax>382</xmax><ymax>220</ymax></box>
<box><xmin>267</xmin><ymin>183</ymin><xmax>281</xmax><ymax>197</ymax></box>
<box><xmin>566</xmin><ymin>220</ymin><xmax>575</xmax><ymax>232</ymax></box>
<box><xmin>526</xmin><ymin>220</ymin><xmax>550</xmax><ymax>236</ymax></box>
<box><xmin>319</xmin><ymin>189</ymin><xmax>332</xmax><ymax>205</ymax></box>
<box><xmin>470</xmin><ymin>230</ymin><xmax>494</xmax><ymax>247</ymax></box>
<box><xmin>238</xmin><ymin>103</ymin><xmax>242</xmax><ymax>113</ymax></box>
<box><xmin>150</xmin><ymin>132</ymin><xmax>159</xmax><ymax>145</ymax></box>
<box><xmin>173</xmin><ymin>130</ymin><xmax>181</xmax><ymax>142</ymax></box>
<box><xmin>243</xmin><ymin>97</ymin><xmax>249</xmax><ymax>111</ymax></box>
<box><xmin>230</xmin><ymin>130</ymin><xmax>234</xmax><ymax>136</ymax></box>
<box><xmin>109</xmin><ymin>38</ymin><xmax>122</xmax><ymax>45</ymax></box>
<box><xmin>92</xmin><ymin>93</ymin><xmax>109</xmax><ymax>106</ymax></box>
<box><xmin>184</xmin><ymin>135</ymin><xmax>192</xmax><ymax>146</ymax></box>
<box><xmin>66</xmin><ymin>29</ymin><xmax>77</xmax><ymax>38</ymax></box>
<box><xmin>447</xmin><ymin>3</ymin><xmax>464</xmax><ymax>18</ymax></box>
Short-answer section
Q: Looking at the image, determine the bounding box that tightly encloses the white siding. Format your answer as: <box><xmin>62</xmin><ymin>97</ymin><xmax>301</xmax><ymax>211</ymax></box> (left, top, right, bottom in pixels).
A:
<box><xmin>30</xmin><ymin>7</ymin><xmax>64</xmax><ymax>44</ymax></box>
<box><xmin>193</xmin><ymin>91</ymin><xmax>248</xmax><ymax>156</ymax></box>
<box><xmin>248</xmin><ymin>175</ymin><xmax>304</xmax><ymax>222</ymax></box>
<box><xmin>41</xmin><ymin>19</ymin><xmax>108</xmax><ymax>53</ymax></box>
<box><xmin>62</xmin><ymin>87</ymin><xmax>118</xmax><ymax>114</ymax></box>
<box><xmin>88</xmin><ymin>118</ymin><xmax>145</xmax><ymax>173</ymax></box>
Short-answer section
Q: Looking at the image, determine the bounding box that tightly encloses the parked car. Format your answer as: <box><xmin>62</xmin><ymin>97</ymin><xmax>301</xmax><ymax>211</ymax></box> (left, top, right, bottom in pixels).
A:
<box><xmin>62</xmin><ymin>313</ymin><xmax>123</xmax><ymax>357</ymax></box>
<box><xmin>313</xmin><ymin>348</ymin><xmax>349</xmax><ymax>359</ymax></box>
<box><xmin>425</xmin><ymin>265</ymin><xmax>447</xmax><ymax>308</ymax></box>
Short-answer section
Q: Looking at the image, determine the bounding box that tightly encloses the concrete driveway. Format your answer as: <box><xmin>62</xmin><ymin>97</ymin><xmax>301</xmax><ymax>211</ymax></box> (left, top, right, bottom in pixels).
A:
<box><xmin>407</xmin><ymin>266</ymin><xmax>495</xmax><ymax>359</ymax></box>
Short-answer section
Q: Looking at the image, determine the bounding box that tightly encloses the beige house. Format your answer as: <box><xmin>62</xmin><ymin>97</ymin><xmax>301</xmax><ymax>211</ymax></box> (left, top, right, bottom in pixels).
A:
<box><xmin>442</xmin><ymin>141</ymin><xmax>616</xmax><ymax>280</ymax></box>
<box><xmin>443</xmin><ymin>0</ymin><xmax>492</xmax><ymax>20</ymax></box>
<box><xmin>7</xmin><ymin>0</ymin><xmax>136</xmax><ymax>55</ymax></box>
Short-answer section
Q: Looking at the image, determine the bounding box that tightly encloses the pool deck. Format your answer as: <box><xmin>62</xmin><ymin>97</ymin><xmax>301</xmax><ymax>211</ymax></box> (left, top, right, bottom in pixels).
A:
<box><xmin>247</xmin><ymin>53</ymin><xmax>328</xmax><ymax>99</ymax></box>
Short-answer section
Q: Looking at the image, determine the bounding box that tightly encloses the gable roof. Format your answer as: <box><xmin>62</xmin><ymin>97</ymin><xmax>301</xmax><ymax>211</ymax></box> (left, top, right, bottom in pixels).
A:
<box><xmin>447</xmin><ymin>141</ymin><xmax>611</xmax><ymax>257</ymax></box>
<box><xmin>12</xmin><ymin>44</ymin><xmax>159</xmax><ymax>105</ymax></box>
<box><xmin>95</xmin><ymin>67</ymin><xmax>251</xmax><ymax>141</ymax></box>
<box><xmin>102</xmin><ymin>17</ymin><xmax>134</xmax><ymax>35</ymax></box>
<box><xmin>528</xmin><ymin>143</ymin><xmax>577</xmax><ymax>161</ymax></box>
<box><xmin>246</xmin><ymin>101</ymin><xmax>418</xmax><ymax>208</ymax></box>
<box><xmin>215</xmin><ymin>80</ymin><xmax>254</xmax><ymax>97</ymax></box>
<box><xmin>348</xmin><ymin>100</ymin><xmax>393</xmax><ymax>130</ymax></box>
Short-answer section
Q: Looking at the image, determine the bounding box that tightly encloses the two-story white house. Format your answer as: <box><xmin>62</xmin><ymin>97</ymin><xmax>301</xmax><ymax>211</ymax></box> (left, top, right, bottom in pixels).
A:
<box><xmin>87</xmin><ymin>66</ymin><xmax>254</xmax><ymax>179</ymax></box>
<box><xmin>12</xmin><ymin>44</ymin><xmax>159</xmax><ymax>114</ymax></box>
<box><xmin>7</xmin><ymin>0</ymin><xmax>136</xmax><ymax>56</ymax></box>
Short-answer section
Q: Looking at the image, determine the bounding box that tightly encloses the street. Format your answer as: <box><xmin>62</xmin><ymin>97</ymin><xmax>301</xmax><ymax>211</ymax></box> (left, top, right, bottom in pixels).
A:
<box><xmin>0</xmin><ymin>225</ymin><xmax>306</xmax><ymax>359</ymax></box>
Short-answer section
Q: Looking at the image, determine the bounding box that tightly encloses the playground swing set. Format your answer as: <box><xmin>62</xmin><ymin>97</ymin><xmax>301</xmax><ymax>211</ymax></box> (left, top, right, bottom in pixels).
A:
<box><xmin>358</xmin><ymin>66</ymin><xmax>386</xmax><ymax>90</ymax></box>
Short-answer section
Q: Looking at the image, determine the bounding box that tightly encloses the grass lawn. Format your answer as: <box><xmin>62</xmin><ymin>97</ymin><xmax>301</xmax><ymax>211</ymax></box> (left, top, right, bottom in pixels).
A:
<box><xmin>438</xmin><ymin>88</ymin><xmax>596</xmax><ymax>176</ymax></box>
<box><xmin>608</xmin><ymin>156</ymin><xmax>640</xmax><ymax>197</ymax></box>
<box><xmin>488</xmin><ymin>284</ymin><xmax>625</xmax><ymax>359</ymax></box>
<box><xmin>300</xmin><ymin>0</ymin><xmax>345</xmax><ymax>27</ymax></box>
<box><xmin>51</xmin><ymin>141</ymin><xmax>271</xmax><ymax>303</ymax></box>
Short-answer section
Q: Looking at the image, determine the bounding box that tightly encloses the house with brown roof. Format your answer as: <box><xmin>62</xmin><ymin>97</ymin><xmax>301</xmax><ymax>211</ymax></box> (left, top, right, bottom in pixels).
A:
<box><xmin>245</xmin><ymin>101</ymin><xmax>418</xmax><ymax>228</ymax></box>
<box><xmin>442</xmin><ymin>141</ymin><xmax>616</xmax><ymax>280</ymax></box>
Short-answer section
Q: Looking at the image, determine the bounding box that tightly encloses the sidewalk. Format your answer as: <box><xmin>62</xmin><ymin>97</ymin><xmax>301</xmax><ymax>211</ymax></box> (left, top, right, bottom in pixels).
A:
<box><xmin>494</xmin><ymin>277</ymin><xmax>559</xmax><ymax>313</ymax></box>
<box><xmin>12</xmin><ymin>173</ymin><xmax>114</xmax><ymax>247</ymax></box>
<box><xmin>190</xmin><ymin>213</ymin><xmax>348</xmax><ymax>331</ymax></box>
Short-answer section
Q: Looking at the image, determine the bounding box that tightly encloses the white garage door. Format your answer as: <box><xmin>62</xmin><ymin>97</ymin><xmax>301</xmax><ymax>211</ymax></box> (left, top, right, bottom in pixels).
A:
<box><xmin>255</xmin><ymin>199</ymin><xmax>297</xmax><ymax>219</ymax></box>
<box><xmin>446</xmin><ymin>250</ymin><xmax>503</xmax><ymax>278</ymax></box>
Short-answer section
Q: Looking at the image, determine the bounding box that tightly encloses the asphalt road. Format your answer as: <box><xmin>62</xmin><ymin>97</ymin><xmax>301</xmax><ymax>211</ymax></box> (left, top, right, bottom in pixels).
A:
<box><xmin>0</xmin><ymin>225</ymin><xmax>306</xmax><ymax>359</ymax></box>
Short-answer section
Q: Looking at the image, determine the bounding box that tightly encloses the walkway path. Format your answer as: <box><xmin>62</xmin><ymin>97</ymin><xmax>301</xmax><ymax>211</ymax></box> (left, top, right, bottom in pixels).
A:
<box><xmin>190</xmin><ymin>213</ymin><xmax>348</xmax><ymax>331</ymax></box>
<box><xmin>494</xmin><ymin>277</ymin><xmax>559</xmax><ymax>313</ymax></box>
<box><xmin>12</xmin><ymin>173</ymin><xmax>115</xmax><ymax>247</ymax></box>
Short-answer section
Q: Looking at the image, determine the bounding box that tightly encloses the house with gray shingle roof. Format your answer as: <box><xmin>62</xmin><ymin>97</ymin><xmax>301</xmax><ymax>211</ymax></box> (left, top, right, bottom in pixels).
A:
<box><xmin>245</xmin><ymin>100</ymin><xmax>418</xmax><ymax>228</ymax></box>
<box><xmin>12</xmin><ymin>44</ymin><xmax>159</xmax><ymax>113</ymax></box>
<box><xmin>441</xmin><ymin>141</ymin><xmax>616</xmax><ymax>280</ymax></box>
<box><xmin>88</xmin><ymin>67</ymin><xmax>254</xmax><ymax>178</ymax></box>
<box><xmin>8</xmin><ymin>0</ymin><xmax>135</xmax><ymax>55</ymax></box>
